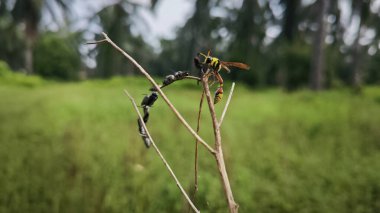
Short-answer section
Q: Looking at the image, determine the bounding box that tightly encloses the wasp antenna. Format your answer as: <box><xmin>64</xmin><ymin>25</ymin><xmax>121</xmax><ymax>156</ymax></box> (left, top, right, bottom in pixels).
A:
<box><xmin>207</xmin><ymin>50</ymin><xmax>211</xmax><ymax>56</ymax></box>
<box><xmin>199</xmin><ymin>52</ymin><xmax>207</xmax><ymax>58</ymax></box>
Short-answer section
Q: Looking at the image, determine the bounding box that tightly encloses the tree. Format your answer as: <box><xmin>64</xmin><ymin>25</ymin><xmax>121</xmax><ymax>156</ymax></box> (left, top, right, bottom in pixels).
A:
<box><xmin>0</xmin><ymin>2</ymin><xmax>25</xmax><ymax>70</ymax></box>
<box><xmin>33</xmin><ymin>32</ymin><xmax>81</xmax><ymax>80</ymax></box>
<box><xmin>158</xmin><ymin>0</ymin><xmax>220</xmax><ymax>76</ymax></box>
<box><xmin>350</xmin><ymin>0</ymin><xmax>371</xmax><ymax>91</ymax></box>
<box><xmin>281</xmin><ymin>0</ymin><xmax>300</xmax><ymax>42</ymax></box>
<box><xmin>10</xmin><ymin>0</ymin><xmax>73</xmax><ymax>74</ymax></box>
<box><xmin>310</xmin><ymin>0</ymin><xmax>329</xmax><ymax>90</ymax></box>
<box><xmin>90</xmin><ymin>1</ymin><xmax>157</xmax><ymax>77</ymax></box>
<box><xmin>225</xmin><ymin>0</ymin><xmax>268</xmax><ymax>86</ymax></box>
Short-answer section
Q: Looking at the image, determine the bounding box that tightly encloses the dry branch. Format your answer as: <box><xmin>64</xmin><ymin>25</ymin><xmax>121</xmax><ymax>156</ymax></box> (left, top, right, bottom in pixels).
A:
<box><xmin>89</xmin><ymin>32</ymin><xmax>239</xmax><ymax>213</ymax></box>
<box><xmin>219</xmin><ymin>82</ymin><xmax>236</xmax><ymax>128</ymax></box>
<box><xmin>194</xmin><ymin>91</ymin><xmax>205</xmax><ymax>193</ymax></box>
<box><xmin>124</xmin><ymin>89</ymin><xmax>199</xmax><ymax>213</ymax></box>
<box><xmin>201</xmin><ymin>76</ymin><xmax>238</xmax><ymax>213</ymax></box>
<box><xmin>87</xmin><ymin>33</ymin><xmax>216</xmax><ymax>155</ymax></box>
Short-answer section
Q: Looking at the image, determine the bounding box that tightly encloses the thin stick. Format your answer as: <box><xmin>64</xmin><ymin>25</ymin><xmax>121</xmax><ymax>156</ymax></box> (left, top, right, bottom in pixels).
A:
<box><xmin>201</xmin><ymin>75</ymin><xmax>238</xmax><ymax>213</ymax></box>
<box><xmin>157</xmin><ymin>75</ymin><xmax>200</xmax><ymax>90</ymax></box>
<box><xmin>86</xmin><ymin>39</ymin><xmax>107</xmax><ymax>44</ymax></box>
<box><xmin>124</xmin><ymin>89</ymin><xmax>200</xmax><ymax>213</ymax></box>
<box><xmin>89</xmin><ymin>32</ymin><xmax>216</xmax><ymax>155</ymax></box>
<box><xmin>194</xmin><ymin>91</ymin><xmax>205</xmax><ymax>193</ymax></box>
<box><xmin>188</xmin><ymin>91</ymin><xmax>204</xmax><ymax>213</ymax></box>
<box><xmin>185</xmin><ymin>76</ymin><xmax>201</xmax><ymax>81</ymax></box>
<box><xmin>218</xmin><ymin>82</ymin><xmax>236</xmax><ymax>128</ymax></box>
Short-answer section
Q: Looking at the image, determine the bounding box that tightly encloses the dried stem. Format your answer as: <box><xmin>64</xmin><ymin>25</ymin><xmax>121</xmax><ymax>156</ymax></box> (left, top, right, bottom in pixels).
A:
<box><xmin>89</xmin><ymin>33</ymin><xmax>238</xmax><ymax>213</ymax></box>
<box><xmin>201</xmin><ymin>76</ymin><xmax>238</xmax><ymax>213</ymax></box>
<box><xmin>194</xmin><ymin>91</ymin><xmax>205</xmax><ymax>193</ymax></box>
<box><xmin>124</xmin><ymin>89</ymin><xmax>199</xmax><ymax>213</ymax></box>
<box><xmin>185</xmin><ymin>76</ymin><xmax>201</xmax><ymax>81</ymax></box>
<box><xmin>86</xmin><ymin>39</ymin><xmax>107</xmax><ymax>44</ymax></box>
<box><xmin>88</xmin><ymin>32</ymin><xmax>216</xmax><ymax>155</ymax></box>
<box><xmin>219</xmin><ymin>82</ymin><xmax>236</xmax><ymax>128</ymax></box>
<box><xmin>157</xmin><ymin>75</ymin><xmax>200</xmax><ymax>90</ymax></box>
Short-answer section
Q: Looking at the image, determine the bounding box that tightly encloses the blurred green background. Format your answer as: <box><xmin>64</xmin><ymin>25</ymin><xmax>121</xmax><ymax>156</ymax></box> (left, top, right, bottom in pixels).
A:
<box><xmin>1</xmin><ymin>0</ymin><xmax>380</xmax><ymax>212</ymax></box>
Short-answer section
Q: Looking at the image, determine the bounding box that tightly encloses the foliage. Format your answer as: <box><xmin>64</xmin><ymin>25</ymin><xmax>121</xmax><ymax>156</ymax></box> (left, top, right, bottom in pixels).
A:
<box><xmin>1</xmin><ymin>78</ymin><xmax>380</xmax><ymax>212</ymax></box>
<box><xmin>281</xmin><ymin>42</ymin><xmax>311</xmax><ymax>90</ymax></box>
<box><xmin>91</xmin><ymin>2</ymin><xmax>156</xmax><ymax>78</ymax></box>
<box><xmin>33</xmin><ymin>33</ymin><xmax>81</xmax><ymax>81</ymax></box>
<box><xmin>0</xmin><ymin>3</ymin><xmax>25</xmax><ymax>70</ymax></box>
<box><xmin>2</xmin><ymin>0</ymin><xmax>380</xmax><ymax>87</ymax></box>
<box><xmin>0</xmin><ymin>60</ymin><xmax>45</xmax><ymax>87</ymax></box>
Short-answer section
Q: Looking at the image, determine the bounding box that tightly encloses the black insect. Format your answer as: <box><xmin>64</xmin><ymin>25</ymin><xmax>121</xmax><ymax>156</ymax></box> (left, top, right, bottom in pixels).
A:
<box><xmin>141</xmin><ymin>92</ymin><xmax>158</xmax><ymax>108</ymax></box>
<box><xmin>137</xmin><ymin>92</ymin><xmax>158</xmax><ymax>148</ymax></box>
<box><xmin>150</xmin><ymin>71</ymin><xmax>189</xmax><ymax>91</ymax></box>
<box><xmin>137</xmin><ymin>118</ymin><xmax>151</xmax><ymax>148</ymax></box>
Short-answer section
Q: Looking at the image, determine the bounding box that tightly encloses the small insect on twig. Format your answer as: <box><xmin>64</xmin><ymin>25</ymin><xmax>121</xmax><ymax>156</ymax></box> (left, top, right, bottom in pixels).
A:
<box><xmin>137</xmin><ymin>92</ymin><xmax>158</xmax><ymax>148</ymax></box>
<box><xmin>138</xmin><ymin>71</ymin><xmax>200</xmax><ymax>148</ymax></box>
<box><xmin>150</xmin><ymin>71</ymin><xmax>200</xmax><ymax>91</ymax></box>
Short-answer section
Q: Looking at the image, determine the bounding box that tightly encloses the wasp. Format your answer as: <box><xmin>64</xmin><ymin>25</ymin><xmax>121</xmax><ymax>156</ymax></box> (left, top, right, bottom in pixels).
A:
<box><xmin>196</xmin><ymin>51</ymin><xmax>250</xmax><ymax>104</ymax></box>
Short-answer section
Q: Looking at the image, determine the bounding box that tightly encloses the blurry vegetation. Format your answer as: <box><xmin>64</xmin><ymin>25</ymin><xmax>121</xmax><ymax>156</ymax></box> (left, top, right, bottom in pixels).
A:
<box><xmin>1</xmin><ymin>0</ymin><xmax>380</xmax><ymax>212</ymax></box>
<box><xmin>0</xmin><ymin>0</ymin><xmax>379</xmax><ymax>88</ymax></box>
<box><xmin>10</xmin><ymin>0</ymin><xmax>74</xmax><ymax>74</ymax></box>
<box><xmin>0</xmin><ymin>60</ymin><xmax>45</xmax><ymax>87</ymax></box>
<box><xmin>92</xmin><ymin>2</ymin><xmax>155</xmax><ymax>78</ymax></box>
<box><xmin>34</xmin><ymin>32</ymin><xmax>81</xmax><ymax>80</ymax></box>
<box><xmin>0</xmin><ymin>79</ymin><xmax>380</xmax><ymax>212</ymax></box>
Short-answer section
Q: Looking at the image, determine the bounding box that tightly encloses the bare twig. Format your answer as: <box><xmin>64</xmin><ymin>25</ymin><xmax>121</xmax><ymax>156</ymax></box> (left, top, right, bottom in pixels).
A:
<box><xmin>124</xmin><ymin>89</ymin><xmax>199</xmax><ymax>213</ymax></box>
<box><xmin>185</xmin><ymin>76</ymin><xmax>201</xmax><ymax>81</ymax></box>
<box><xmin>86</xmin><ymin>39</ymin><xmax>107</xmax><ymax>44</ymax></box>
<box><xmin>88</xmin><ymin>32</ymin><xmax>216</xmax><ymax>155</ymax></box>
<box><xmin>90</xmin><ymin>33</ymin><xmax>238</xmax><ymax>212</ymax></box>
<box><xmin>201</xmin><ymin>76</ymin><xmax>238</xmax><ymax>213</ymax></box>
<box><xmin>194</xmin><ymin>91</ymin><xmax>205</xmax><ymax>193</ymax></box>
<box><xmin>219</xmin><ymin>82</ymin><xmax>236</xmax><ymax>128</ymax></box>
<box><xmin>188</xmin><ymin>91</ymin><xmax>205</xmax><ymax>213</ymax></box>
<box><xmin>157</xmin><ymin>75</ymin><xmax>201</xmax><ymax>90</ymax></box>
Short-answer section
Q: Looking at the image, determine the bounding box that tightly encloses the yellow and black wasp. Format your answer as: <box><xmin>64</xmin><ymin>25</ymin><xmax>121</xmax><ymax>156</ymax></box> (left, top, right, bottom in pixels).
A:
<box><xmin>195</xmin><ymin>50</ymin><xmax>250</xmax><ymax>104</ymax></box>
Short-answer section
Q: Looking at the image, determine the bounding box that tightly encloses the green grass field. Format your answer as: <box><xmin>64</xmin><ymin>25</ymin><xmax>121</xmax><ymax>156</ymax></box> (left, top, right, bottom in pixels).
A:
<box><xmin>1</xmin><ymin>76</ymin><xmax>380</xmax><ymax>213</ymax></box>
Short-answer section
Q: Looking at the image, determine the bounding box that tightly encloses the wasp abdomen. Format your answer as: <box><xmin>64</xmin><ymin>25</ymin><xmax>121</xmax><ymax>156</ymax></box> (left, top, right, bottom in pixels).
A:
<box><xmin>214</xmin><ymin>86</ymin><xmax>224</xmax><ymax>104</ymax></box>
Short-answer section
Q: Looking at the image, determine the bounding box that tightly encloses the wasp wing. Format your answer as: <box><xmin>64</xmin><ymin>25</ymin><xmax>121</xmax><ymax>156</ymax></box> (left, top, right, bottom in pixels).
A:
<box><xmin>220</xmin><ymin>61</ymin><xmax>250</xmax><ymax>70</ymax></box>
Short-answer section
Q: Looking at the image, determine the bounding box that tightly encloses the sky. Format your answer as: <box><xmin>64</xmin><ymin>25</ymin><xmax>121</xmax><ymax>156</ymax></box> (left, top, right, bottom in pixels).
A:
<box><xmin>60</xmin><ymin>0</ymin><xmax>194</xmax><ymax>67</ymax></box>
<box><xmin>138</xmin><ymin>0</ymin><xmax>194</xmax><ymax>43</ymax></box>
<box><xmin>66</xmin><ymin>0</ymin><xmax>194</xmax><ymax>50</ymax></box>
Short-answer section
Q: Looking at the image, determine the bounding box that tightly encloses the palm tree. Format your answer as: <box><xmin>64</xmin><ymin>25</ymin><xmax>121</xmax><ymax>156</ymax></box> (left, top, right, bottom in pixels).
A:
<box><xmin>10</xmin><ymin>0</ymin><xmax>73</xmax><ymax>74</ymax></box>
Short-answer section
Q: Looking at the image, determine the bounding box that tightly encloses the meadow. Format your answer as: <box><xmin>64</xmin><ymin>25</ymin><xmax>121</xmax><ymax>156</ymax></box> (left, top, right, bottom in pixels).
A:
<box><xmin>1</xmin><ymin>74</ymin><xmax>380</xmax><ymax>212</ymax></box>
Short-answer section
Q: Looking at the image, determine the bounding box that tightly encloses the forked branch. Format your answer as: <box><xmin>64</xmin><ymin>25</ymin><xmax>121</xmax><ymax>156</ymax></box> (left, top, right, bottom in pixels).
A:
<box><xmin>87</xmin><ymin>33</ymin><xmax>216</xmax><ymax>155</ymax></box>
<box><xmin>89</xmin><ymin>33</ymin><xmax>239</xmax><ymax>213</ymax></box>
<box><xmin>201</xmin><ymin>76</ymin><xmax>238</xmax><ymax>213</ymax></box>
